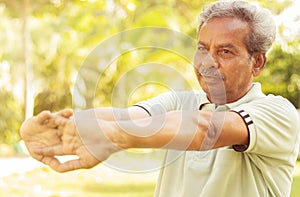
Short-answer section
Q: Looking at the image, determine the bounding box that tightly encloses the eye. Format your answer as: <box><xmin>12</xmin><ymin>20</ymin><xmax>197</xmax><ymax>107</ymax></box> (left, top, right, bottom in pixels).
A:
<box><xmin>218</xmin><ymin>49</ymin><xmax>234</xmax><ymax>58</ymax></box>
<box><xmin>197</xmin><ymin>45</ymin><xmax>207</xmax><ymax>52</ymax></box>
<box><xmin>221</xmin><ymin>49</ymin><xmax>231</xmax><ymax>54</ymax></box>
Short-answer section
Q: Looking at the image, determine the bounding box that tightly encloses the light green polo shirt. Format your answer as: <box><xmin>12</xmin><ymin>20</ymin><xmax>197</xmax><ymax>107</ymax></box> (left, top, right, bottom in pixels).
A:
<box><xmin>135</xmin><ymin>83</ymin><xmax>300</xmax><ymax>197</ymax></box>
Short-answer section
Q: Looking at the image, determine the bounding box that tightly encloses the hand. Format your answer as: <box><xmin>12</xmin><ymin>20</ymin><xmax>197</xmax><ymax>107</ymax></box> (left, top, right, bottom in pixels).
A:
<box><xmin>20</xmin><ymin>110</ymin><xmax>63</xmax><ymax>164</ymax></box>
<box><xmin>21</xmin><ymin>109</ymin><xmax>120</xmax><ymax>173</ymax></box>
<box><xmin>38</xmin><ymin>112</ymin><xmax>102</xmax><ymax>172</ymax></box>
<box><xmin>20</xmin><ymin>109</ymin><xmax>99</xmax><ymax>172</ymax></box>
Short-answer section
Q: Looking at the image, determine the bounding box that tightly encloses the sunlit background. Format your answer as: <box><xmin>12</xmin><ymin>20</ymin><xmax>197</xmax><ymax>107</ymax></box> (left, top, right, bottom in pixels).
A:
<box><xmin>0</xmin><ymin>0</ymin><xmax>299</xmax><ymax>196</ymax></box>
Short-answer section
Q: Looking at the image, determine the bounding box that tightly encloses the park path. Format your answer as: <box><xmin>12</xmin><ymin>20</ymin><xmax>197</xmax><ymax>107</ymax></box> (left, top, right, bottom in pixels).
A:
<box><xmin>0</xmin><ymin>156</ymin><xmax>159</xmax><ymax>183</ymax></box>
<box><xmin>0</xmin><ymin>157</ymin><xmax>44</xmax><ymax>178</ymax></box>
<box><xmin>0</xmin><ymin>155</ymin><xmax>299</xmax><ymax>179</ymax></box>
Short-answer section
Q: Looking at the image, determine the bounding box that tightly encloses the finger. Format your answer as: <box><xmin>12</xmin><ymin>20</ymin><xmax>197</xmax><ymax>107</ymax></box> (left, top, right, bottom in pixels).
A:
<box><xmin>56</xmin><ymin>108</ymin><xmax>74</xmax><ymax>118</ymax></box>
<box><xmin>33</xmin><ymin>145</ymin><xmax>64</xmax><ymax>156</ymax></box>
<box><xmin>38</xmin><ymin>155</ymin><xmax>78</xmax><ymax>173</ymax></box>
<box><xmin>44</xmin><ymin>114</ymin><xmax>64</xmax><ymax>129</ymax></box>
<box><xmin>36</xmin><ymin>110</ymin><xmax>52</xmax><ymax>124</ymax></box>
<box><xmin>49</xmin><ymin>159</ymin><xmax>98</xmax><ymax>173</ymax></box>
<box><xmin>40</xmin><ymin>156</ymin><xmax>61</xmax><ymax>168</ymax></box>
<box><xmin>50</xmin><ymin>159</ymin><xmax>82</xmax><ymax>172</ymax></box>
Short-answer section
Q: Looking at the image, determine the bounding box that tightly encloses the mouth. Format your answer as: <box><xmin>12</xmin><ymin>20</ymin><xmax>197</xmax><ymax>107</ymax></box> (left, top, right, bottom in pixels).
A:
<box><xmin>202</xmin><ymin>76</ymin><xmax>224</xmax><ymax>87</ymax></box>
<box><xmin>201</xmin><ymin>74</ymin><xmax>223</xmax><ymax>80</ymax></box>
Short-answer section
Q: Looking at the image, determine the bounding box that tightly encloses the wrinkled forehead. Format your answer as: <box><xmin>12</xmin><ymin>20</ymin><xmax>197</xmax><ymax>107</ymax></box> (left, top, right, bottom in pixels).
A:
<box><xmin>197</xmin><ymin>17</ymin><xmax>250</xmax><ymax>48</ymax></box>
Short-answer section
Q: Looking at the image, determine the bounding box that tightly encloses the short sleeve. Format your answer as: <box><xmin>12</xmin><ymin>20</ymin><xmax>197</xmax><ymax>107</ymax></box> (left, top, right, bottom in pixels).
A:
<box><xmin>230</xmin><ymin>109</ymin><xmax>254</xmax><ymax>152</ymax></box>
<box><xmin>134</xmin><ymin>91</ymin><xmax>203</xmax><ymax>116</ymax></box>
<box><xmin>231</xmin><ymin>95</ymin><xmax>300</xmax><ymax>161</ymax></box>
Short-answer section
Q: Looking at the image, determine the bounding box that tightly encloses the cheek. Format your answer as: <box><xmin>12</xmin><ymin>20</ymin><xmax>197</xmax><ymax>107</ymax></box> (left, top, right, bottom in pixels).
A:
<box><xmin>222</xmin><ymin>61</ymin><xmax>252</xmax><ymax>84</ymax></box>
<box><xmin>194</xmin><ymin>51</ymin><xmax>200</xmax><ymax>69</ymax></box>
<box><xmin>221</xmin><ymin>66</ymin><xmax>237</xmax><ymax>80</ymax></box>
<box><xmin>193</xmin><ymin>68</ymin><xmax>208</xmax><ymax>89</ymax></box>
<box><xmin>194</xmin><ymin>69</ymin><xmax>203</xmax><ymax>84</ymax></box>
<box><xmin>225</xmin><ymin>58</ymin><xmax>252</xmax><ymax>75</ymax></box>
<box><xmin>227</xmin><ymin>65</ymin><xmax>253</xmax><ymax>86</ymax></box>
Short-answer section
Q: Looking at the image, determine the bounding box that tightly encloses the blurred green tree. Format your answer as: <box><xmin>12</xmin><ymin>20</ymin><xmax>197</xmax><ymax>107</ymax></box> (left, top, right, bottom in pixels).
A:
<box><xmin>0</xmin><ymin>86</ymin><xmax>22</xmax><ymax>145</ymax></box>
<box><xmin>0</xmin><ymin>0</ymin><xmax>299</xmax><ymax>147</ymax></box>
<box><xmin>256</xmin><ymin>45</ymin><xmax>300</xmax><ymax>108</ymax></box>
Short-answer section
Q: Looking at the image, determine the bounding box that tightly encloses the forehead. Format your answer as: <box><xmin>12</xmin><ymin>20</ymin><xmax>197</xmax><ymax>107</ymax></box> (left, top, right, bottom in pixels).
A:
<box><xmin>198</xmin><ymin>17</ymin><xmax>250</xmax><ymax>48</ymax></box>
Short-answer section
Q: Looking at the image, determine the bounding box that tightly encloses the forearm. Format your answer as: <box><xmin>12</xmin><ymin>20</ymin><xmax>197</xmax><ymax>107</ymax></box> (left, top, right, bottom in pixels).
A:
<box><xmin>73</xmin><ymin>109</ymin><xmax>248</xmax><ymax>158</ymax></box>
<box><xmin>106</xmin><ymin>110</ymin><xmax>211</xmax><ymax>151</ymax></box>
<box><xmin>105</xmin><ymin>110</ymin><xmax>248</xmax><ymax>151</ymax></box>
<box><xmin>75</xmin><ymin>106</ymin><xmax>149</xmax><ymax>121</ymax></box>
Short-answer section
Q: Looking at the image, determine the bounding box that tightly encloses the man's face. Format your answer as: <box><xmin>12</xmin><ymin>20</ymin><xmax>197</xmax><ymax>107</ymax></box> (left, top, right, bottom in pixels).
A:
<box><xmin>194</xmin><ymin>17</ymin><xmax>256</xmax><ymax>104</ymax></box>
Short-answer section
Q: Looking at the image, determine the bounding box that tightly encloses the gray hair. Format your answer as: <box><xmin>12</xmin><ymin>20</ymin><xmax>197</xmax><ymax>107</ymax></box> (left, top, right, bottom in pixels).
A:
<box><xmin>198</xmin><ymin>0</ymin><xmax>276</xmax><ymax>54</ymax></box>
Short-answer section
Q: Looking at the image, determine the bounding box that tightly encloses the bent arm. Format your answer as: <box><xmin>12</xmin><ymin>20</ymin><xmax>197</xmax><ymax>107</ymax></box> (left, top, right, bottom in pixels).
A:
<box><xmin>103</xmin><ymin>110</ymin><xmax>249</xmax><ymax>151</ymax></box>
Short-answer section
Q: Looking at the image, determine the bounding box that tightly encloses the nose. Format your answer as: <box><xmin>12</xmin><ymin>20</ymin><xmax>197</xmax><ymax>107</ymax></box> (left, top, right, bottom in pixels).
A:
<box><xmin>202</xmin><ymin>52</ymin><xmax>217</xmax><ymax>69</ymax></box>
<box><xmin>194</xmin><ymin>50</ymin><xmax>218</xmax><ymax>70</ymax></box>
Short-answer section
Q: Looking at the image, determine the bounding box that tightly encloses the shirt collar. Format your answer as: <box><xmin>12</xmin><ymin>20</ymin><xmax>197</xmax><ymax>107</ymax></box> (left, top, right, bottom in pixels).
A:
<box><xmin>199</xmin><ymin>82</ymin><xmax>265</xmax><ymax>111</ymax></box>
<box><xmin>225</xmin><ymin>82</ymin><xmax>265</xmax><ymax>109</ymax></box>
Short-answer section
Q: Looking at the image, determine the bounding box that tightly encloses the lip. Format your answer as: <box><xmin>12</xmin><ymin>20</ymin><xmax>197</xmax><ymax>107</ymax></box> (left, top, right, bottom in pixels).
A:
<box><xmin>201</xmin><ymin>74</ymin><xmax>223</xmax><ymax>79</ymax></box>
<box><xmin>200</xmin><ymin>74</ymin><xmax>225</xmax><ymax>87</ymax></box>
<box><xmin>203</xmin><ymin>77</ymin><xmax>223</xmax><ymax>86</ymax></box>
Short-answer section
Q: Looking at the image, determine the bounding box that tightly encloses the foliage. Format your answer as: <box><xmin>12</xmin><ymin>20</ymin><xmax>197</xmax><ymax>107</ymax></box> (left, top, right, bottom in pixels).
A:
<box><xmin>256</xmin><ymin>44</ymin><xmax>300</xmax><ymax>108</ymax></box>
<box><xmin>0</xmin><ymin>89</ymin><xmax>22</xmax><ymax>145</ymax></box>
<box><xmin>250</xmin><ymin>0</ymin><xmax>293</xmax><ymax>14</ymax></box>
<box><xmin>291</xmin><ymin>174</ymin><xmax>300</xmax><ymax>197</ymax></box>
<box><xmin>0</xmin><ymin>0</ymin><xmax>299</xmax><ymax>145</ymax></box>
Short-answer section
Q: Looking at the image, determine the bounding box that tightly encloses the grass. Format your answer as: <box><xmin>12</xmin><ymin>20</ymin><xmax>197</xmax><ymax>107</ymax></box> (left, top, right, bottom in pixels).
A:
<box><xmin>0</xmin><ymin>164</ymin><xmax>299</xmax><ymax>197</ymax></box>
<box><xmin>291</xmin><ymin>175</ymin><xmax>300</xmax><ymax>197</ymax></box>
<box><xmin>0</xmin><ymin>167</ymin><xmax>156</xmax><ymax>197</ymax></box>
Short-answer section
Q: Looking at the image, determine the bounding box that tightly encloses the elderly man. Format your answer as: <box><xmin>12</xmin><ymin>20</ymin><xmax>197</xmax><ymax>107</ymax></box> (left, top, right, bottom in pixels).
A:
<box><xmin>20</xmin><ymin>1</ymin><xmax>299</xmax><ymax>196</ymax></box>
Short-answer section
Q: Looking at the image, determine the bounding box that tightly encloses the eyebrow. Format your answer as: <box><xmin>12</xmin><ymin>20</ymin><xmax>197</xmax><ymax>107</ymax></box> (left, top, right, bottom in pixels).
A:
<box><xmin>197</xmin><ymin>41</ymin><xmax>206</xmax><ymax>46</ymax></box>
<box><xmin>217</xmin><ymin>43</ymin><xmax>237</xmax><ymax>49</ymax></box>
<box><xmin>197</xmin><ymin>41</ymin><xmax>238</xmax><ymax>51</ymax></box>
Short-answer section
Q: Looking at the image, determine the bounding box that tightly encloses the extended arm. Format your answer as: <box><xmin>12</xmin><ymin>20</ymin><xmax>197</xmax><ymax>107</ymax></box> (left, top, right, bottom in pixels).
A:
<box><xmin>21</xmin><ymin>109</ymin><xmax>248</xmax><ymax>172</ymax></box>
<box><xmin>103</xmin><ymin>110</ymin><xmax>248</xmax><ymax>151</ymax></box>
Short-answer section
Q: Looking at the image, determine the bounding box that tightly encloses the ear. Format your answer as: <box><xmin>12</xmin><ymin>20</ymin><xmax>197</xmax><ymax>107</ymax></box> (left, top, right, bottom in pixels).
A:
<box><xmin>252</xmin><ymin>53</ymin><xmax>266</xmax><ymax>77</ymax></box>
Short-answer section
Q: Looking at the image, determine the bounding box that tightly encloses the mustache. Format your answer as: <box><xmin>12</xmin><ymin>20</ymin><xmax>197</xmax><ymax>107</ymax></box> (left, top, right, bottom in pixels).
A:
<box><xmin>197</xmin><ymin>67</ymin><xmax>225</xmax><ymax>79</ymax></box>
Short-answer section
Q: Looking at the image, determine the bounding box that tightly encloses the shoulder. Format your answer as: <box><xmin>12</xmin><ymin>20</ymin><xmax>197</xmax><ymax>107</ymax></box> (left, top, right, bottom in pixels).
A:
<box><xmin>240</xmin><ymin>93</ymin><xmax>297</xmax><ymax>116</ymax></box>
<box><xmin>232</xmin><ymin>94</ymin><xmax>300</xmax><ymax>159</ymax></box>
<box><xmin>144</xmin><ymin>90</ymin><xmax>206</xmax><ymax>103</ymax></box>
<box><xmin>233</xmin><ymin>93</ymin><xmax>299</xmax><ymax>136</ymax></box>
<box><xmin>256</xmin><ymin>94</ymin><xmax>297</xmax><ymax>116</ymax></box>
<box><xmin>134</xmin><ymin>90</ymin><xmax>207</xmax><ymax>114</ymax></box>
